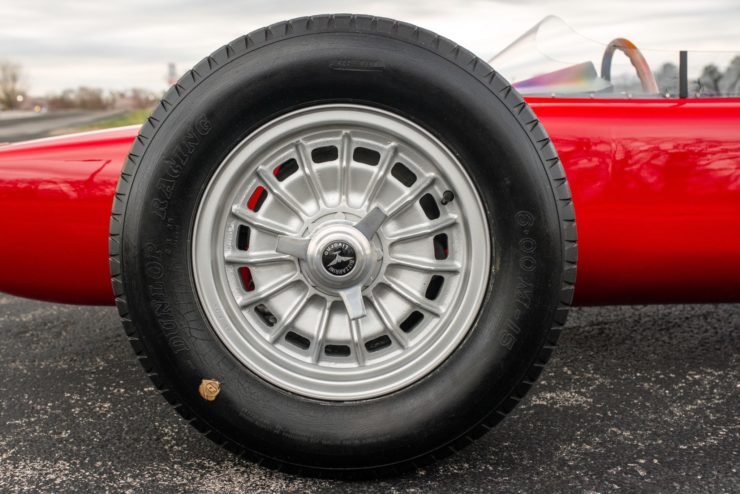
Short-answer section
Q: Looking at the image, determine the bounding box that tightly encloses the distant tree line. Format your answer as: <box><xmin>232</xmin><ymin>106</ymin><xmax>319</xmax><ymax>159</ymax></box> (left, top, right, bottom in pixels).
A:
<box><xmin>695</xmin><ymin>56</ymin><xmax>740</xmax><ymax>96</ymax></box>
<box><xmin>654</xmin><ymin>56</ymin><xmax>740</xmax><ymax>96</ymax></box>
<box><xmin>0</xmin><ymin>60</ymin><xmax>160</xmax><ymax>111</ymax></box>
<box><xmin>0</xmin><ymin>60</ymin><xmax>26</xmax><ymax>110</ymax></box>
<box><xmin>46</xmin><ymin>87</ymin><xmax>158</xmax><ymax>110</ymax></box>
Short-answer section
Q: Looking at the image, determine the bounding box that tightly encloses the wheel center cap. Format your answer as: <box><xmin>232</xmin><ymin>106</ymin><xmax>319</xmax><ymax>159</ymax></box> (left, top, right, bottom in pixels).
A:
<box><xmin>302</xmin><ymin>222</ymin><xmax>378</xmax><ymax>292</ymax></box>
<box><xmin>321</xmin><ymin>241</ymin><xmax>357</xmax><ymax>276</ymax></box>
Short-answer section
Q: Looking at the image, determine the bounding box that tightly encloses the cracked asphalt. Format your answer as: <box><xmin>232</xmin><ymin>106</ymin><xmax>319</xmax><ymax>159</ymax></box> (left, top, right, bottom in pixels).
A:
<box><xmin>0</xmin><ymin>295</ymin><xmax>737</xmax><ymax>493</ymax></box>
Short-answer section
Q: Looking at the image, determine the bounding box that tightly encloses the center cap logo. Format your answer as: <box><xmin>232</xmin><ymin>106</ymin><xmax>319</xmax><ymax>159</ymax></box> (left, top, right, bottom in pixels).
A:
<box><xmin>321</xmin><ymin>241</ymin><xmax>356</xmax><ymax>276</ymax></box>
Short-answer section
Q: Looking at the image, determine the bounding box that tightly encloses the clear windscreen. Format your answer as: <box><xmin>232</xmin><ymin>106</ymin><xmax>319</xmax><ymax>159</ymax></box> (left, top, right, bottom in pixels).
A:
<box><xmin>489</xmin><ymin>16</ymin><xmax>740</xmax><ymax>98</ymax></box>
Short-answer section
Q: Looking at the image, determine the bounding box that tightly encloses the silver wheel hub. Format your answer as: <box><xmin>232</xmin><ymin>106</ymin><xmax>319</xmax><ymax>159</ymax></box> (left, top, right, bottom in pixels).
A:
<box><xmin>295</xmin><ymin>220</ymin><xmax>383</xmax><ymax>318</ymax></box>
<box><xmin>304</xmin><ymin>224</ymin><xmax>374</xmax><ymax>290</ymax></box>
<box><xmin>319</xmin><ymin>239</ymin><xmax>357</xmax><ymax>278</ymax></box>
<box><xmin>193</xmin><ymin>104</ymin><xmax>491</xmax><ymax>400</ymax></box>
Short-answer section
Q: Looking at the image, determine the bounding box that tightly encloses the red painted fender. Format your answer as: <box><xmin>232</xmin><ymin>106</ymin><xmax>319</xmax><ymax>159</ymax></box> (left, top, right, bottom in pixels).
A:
<box><xmin>0</xmin><ymin>127</ymin><xmax>133</xmax><ymax>304</ymax></box>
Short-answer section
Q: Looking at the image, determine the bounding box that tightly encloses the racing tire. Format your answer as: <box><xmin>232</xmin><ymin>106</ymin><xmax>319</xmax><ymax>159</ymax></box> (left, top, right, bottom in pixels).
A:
<box><xmin>109</xmin><ymin>14</ymin><xmax>577</xmax><ymax>476</ymax></box>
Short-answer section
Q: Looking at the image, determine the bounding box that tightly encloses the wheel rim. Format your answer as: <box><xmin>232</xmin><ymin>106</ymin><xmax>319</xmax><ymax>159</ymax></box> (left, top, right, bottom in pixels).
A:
<box><xmin>193</xmin><ymin>104</ymin><xmax>491</xmax><ymax>400</ymax></box>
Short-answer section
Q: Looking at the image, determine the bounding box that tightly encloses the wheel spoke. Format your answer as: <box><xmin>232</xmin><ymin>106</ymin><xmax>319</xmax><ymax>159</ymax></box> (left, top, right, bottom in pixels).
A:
<box><xmin>257</xmin><ymin>168</ymin><xmax>309</xmax><ymax>217</ymax></box>
<box><xmin>310</xmin><ymin>299</ymin><xmax>331</xmax><ymax>363</ymax></box>
<box><xmin>349</xmin><ymin>319</ymin><xmax>366</xmax><ymax>365</ymax></box>
<box><xmin>231</xmin><ymin>205</ymin><xmax>294</xmax><ymax>236</ymax></box>
<box><xmin>354</xmin><ymin>206</ymin><xmax>387</xmax><ymax>240</ymax></box>
<box><xmin>339</xmin><ymin>132</ymin><xmax>352</xmax><ymax>205</ymax></box>
<box><xmin>387</xmin><ymin>255</ymin><xmax>461</xmax><ymax>273</ymax></box>
<box><xmin>382</xmin><ymin>277</ymin><xmax>442</xmax><ymax>316</ymax></box>
<box><xmin>269</xmin><ymin>290</ymin><xmax>312</xmax><ymax>343</ymax></box>
<box><xmin>385</xmin><ymin>214</ymin><xmax>458</xmax><ymax>244</ymax></box>
<box><xmin>238</xmin><ymin>273</ymin><xmax>301</xmax><ymax>307</ymax></box>
<box><xmin>295</xmin><ymin>141</ymin><xmax>326</xmax><ymax>208</ymax></box>
<box><xmin>338</xmin><ymin>284</ymin><xmax>366</xmax><ymax>320</ymax></box>
<box><xmin>275</xmin><ymin>236</ymin><xmax>309</xmax><ymax>260</ymax></box>
<box><xmin>368</xmin><ymin>292</ymin><xmax>408</xmax><ymax>349</ymax></box>
<box><xmin>385</xmin><ymin>174</ymin><xmax>435</xmax><ymax>217</ymax></box>
<box><xmin>224</xmin><ymin>251</ymin><xmax>292</xmax><ymax>265</ymax></box>
<box><xmin>363</xmin><ymin>143</ymin><xmax>397</xmax><ymax>208</ymax></box>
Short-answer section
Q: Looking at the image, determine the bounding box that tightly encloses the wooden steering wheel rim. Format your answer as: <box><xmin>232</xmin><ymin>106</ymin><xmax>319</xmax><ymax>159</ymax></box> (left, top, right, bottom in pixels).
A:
<box><xmin>601</xmin><ymin>38</ymin><xmax>659</xmax><ymax>93</ymax></box>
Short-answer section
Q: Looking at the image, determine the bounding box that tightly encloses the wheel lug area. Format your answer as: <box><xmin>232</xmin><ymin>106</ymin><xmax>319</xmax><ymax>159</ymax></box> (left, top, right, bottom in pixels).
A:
<box><xmin>298</xmin><ymin>219</ymin><xmax>381</xmax><ymax>297</ymax></box>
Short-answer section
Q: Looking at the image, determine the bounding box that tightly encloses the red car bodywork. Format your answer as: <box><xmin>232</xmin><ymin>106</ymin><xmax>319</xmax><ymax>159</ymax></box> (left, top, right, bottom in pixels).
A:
<box><xmin>1</xmin><ymin>98</ymin><xmax>739</xmax><ymax>306</ymax></box>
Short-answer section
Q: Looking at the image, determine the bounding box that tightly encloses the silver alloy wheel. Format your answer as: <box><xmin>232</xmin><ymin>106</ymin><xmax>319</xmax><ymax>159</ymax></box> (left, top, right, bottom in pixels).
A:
<box><xmin>193</xmin><ymin>104</ymin><xmax>490</xmax><ymax>400</ymax></box>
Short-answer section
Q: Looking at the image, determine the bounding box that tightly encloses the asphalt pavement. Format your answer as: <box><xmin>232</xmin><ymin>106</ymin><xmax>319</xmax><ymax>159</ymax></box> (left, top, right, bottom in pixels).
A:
<box><xmin>0</xmin><ymin>295</ymin><xmax>737</xmax><ymax>493</ymax></box>
<box><xmin>0</xmin><ymin>111</ymin><xmax>122</xmax><ymax>142</ymax></box>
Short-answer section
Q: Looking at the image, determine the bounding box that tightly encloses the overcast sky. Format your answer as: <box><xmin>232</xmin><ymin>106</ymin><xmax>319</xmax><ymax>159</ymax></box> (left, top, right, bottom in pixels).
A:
<box><xmin>2</xmin><ymin>0</ymin><xmax>739</xmax><ymax>94</ymax></box>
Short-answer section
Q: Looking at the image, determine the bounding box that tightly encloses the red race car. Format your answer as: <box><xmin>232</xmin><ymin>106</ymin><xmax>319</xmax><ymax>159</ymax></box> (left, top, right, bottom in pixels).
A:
<box><xmin>1</xmin><ymin>15</ymin><xmax>738</xmax><ymax>474</ymax></box>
